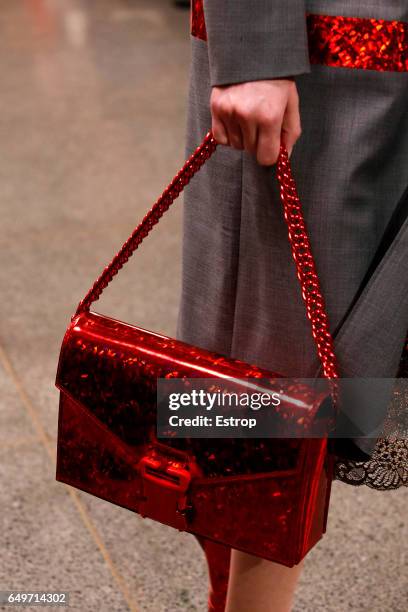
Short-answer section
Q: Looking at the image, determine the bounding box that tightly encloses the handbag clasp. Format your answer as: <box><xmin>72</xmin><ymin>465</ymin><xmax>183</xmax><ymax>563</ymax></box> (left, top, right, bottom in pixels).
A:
<box><xmin>138</xmin><ymin>450</ymin><xmax>199</xmax><ymax>529</ymax></box>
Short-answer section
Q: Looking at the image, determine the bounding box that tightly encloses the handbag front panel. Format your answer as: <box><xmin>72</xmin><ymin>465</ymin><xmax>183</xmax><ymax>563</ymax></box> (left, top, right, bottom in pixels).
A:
<box><xmin>56</xmin><ymin>389</ymin><xmax>330</xmax><ymax>565</ymax></box>
<box><xmin>55</xmin><ymin>311</ymin><xmax>332</xmax><ymax>564</ymax></box>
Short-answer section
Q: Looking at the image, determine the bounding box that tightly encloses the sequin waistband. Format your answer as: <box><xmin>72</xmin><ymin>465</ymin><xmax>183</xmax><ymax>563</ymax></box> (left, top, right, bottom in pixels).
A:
<box><xmin>191</xmin><ymin>2</ymin><xmax>408</xmax><ymax>72</ymax></box>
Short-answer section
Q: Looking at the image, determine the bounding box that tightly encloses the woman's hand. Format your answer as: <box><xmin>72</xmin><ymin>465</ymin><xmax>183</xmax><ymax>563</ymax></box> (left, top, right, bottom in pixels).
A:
<box><xmin>210</xmin><ymin>79</ymin><xmax>301</xmax><ymax>165</ymax></box>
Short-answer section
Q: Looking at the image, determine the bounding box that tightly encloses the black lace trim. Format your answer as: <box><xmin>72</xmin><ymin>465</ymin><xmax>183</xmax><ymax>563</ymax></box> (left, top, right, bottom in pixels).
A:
<box><xmin>334</xmin><ymin>437</ymin><xmax>408</xmax><ymax>489</ymax></box>
<box><xmin>334</xmin><ymin>340</ymin><xmax>407</xmax><ymax>490</ymax></box>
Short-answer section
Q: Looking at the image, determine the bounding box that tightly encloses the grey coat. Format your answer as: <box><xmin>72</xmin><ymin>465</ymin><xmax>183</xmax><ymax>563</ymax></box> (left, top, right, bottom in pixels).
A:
<box><xmin>177</xmin><ymin>1</ymin><xmax>408</xmax><ymax>452</ymax></box>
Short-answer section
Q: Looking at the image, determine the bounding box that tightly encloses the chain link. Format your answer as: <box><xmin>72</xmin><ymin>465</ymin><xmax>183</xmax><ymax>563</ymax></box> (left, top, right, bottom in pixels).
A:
<box><xmin>75</xmin><ymin>132</ymin><xmax>217</xmax><ymax>315</ymax></box>
<box><xmin>277</xmin><ymin>146</ymin><xmax>339</xmax><ymax>381</ymax></box>
<box><xmin>75</xmin><ymin>132</ymin><xmax>339</xmax><ymax>383</ymax></box>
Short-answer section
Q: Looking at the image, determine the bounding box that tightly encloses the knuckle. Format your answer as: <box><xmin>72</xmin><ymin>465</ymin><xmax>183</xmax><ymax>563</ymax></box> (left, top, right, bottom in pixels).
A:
<box><xmin>260</xmin><ymin>110</ymin><xmax>280</xmax><ymax>126</ymax></box>
<box><xmin>235</xmin><ymin>105</ymin><xmax>252</xmax><ymax>122</ymax></box>
<box><xmin>211</xmin><ymin>93</ymin><xmax>231</xmax><ymax>114</ymax></box>
<box><xmin>219</xmin><ymin>100</ymin><xmax>233</xmax><ymax>117</ymax></box>
<box><xmin>210</xmin><ymin>98</ymin><xmax>222</xmax><ymax>114</ymax></box>
<box><xmin>293</xmin><ymin>125</ymin><xmax>302</xmax><ymax>139</ymax></box>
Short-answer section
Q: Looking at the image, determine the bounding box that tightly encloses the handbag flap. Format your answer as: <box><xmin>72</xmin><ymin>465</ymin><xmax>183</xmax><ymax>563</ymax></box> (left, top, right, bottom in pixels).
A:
<box><xmin>56</xmin><ymin>311</ymin><xmax>332</xmax><ymax>465</ymax></box>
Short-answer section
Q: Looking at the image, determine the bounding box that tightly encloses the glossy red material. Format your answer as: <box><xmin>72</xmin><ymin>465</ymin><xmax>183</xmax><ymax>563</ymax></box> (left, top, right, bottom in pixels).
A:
<box><xmin>190</xmin><ymin>2</ymin><xmax>408</xmax><ymax>72</ymax></box>
<box><xmin>56</xmin><ymin>310</ymin><xmax>333</xmax><ymax>564</ymax></box>
<box><xmin>277</xmin><ymin>147</ymin><xmax>338</xmax><ymax>381</ymax></box>
<box><xmin>195</xmin><ymin>536</ymin><xmax>231</xmax><ymax>612</ymax></box>
<box><xmin>56</xmin><ymin>134</ymin><xmax>337</xmax><ymax>567</ymax></box>
<box><xmin>191</xmin><ymin>0</ymin><xmax>207</xmax><ymax>42</ymax></box>
<box><xmin>307</xmin><ymin>14</ymin><xmax>408</xmax><ymax>71</ymax></box>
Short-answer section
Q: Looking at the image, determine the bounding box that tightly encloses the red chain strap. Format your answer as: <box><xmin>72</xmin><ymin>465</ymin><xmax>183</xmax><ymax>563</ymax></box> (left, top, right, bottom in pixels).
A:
<box><xmin>76</xmin><ymin>132</ymin><xmax>217</xmax><ymax>315</ymax></box>
<box><xmin>277</xmin><ymin>147</ymin><xmax>339</xmax><ymax>380</ymax></box>
<box><xmin>76</xmin><ymin>132</ymin><xmax>339</xmax><ymax>382</ymax></box>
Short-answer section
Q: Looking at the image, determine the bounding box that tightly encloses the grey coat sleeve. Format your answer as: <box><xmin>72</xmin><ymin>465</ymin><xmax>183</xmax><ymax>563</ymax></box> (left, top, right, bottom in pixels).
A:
<box><xmin>203</xmin><ymin>0</ymin><xmax>311</xmax><ymax>86</ymax></box>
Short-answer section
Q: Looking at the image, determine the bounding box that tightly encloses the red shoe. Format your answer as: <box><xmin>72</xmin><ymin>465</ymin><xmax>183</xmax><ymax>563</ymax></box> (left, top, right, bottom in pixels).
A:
<box><xmin>195</xmin><ymin>535</ymin><xmax>231</xmax><ymax>612</ymax></box>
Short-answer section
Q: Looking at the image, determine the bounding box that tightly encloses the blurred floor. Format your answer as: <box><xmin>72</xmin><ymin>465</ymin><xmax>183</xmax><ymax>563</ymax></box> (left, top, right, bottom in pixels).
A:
<box><xmin>0</xmin><ymin>1</ymin><xmax>406</xmax><ymax>611</ymax></box>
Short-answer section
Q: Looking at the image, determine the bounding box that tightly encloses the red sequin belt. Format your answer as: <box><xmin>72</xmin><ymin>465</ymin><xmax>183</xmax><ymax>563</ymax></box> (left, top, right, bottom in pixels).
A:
<box><xmin>191</xmin><ymin>1</ymin><xmax>408</xmax><ymax>72</ymax></box>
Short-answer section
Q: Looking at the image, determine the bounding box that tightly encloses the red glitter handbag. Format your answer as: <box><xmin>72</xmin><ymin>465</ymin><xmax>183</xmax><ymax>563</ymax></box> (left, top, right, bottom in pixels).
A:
<box><xmin>56</xmin><ymin>133</ymin><xmax>338</xmax><ymax>567</ymax></box>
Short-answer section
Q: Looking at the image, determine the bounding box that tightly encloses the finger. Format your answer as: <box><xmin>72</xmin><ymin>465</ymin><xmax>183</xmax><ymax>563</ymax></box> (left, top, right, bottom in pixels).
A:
<box><xmin>281</xmin><ymin>89</ymin><xmax>301</xmax><ymax>157</ymax></box>
<box><xmin>212</xmin><ymin>114</ymin><xmax>229</xmax><ymax>145</ymax></box>
<box><xmin>223</xmin><ymin>113</ymin><xmax>244</xmax><ymax>150</ymax></box>
<box><xmin>256</xmin><ymin>118</ymin><xmax>281</xmax><ymax>166</ymax></box>
<box><xmin>237</xmin><ymin>114</ymin><xmax>258</xmax><ymax>154</ymax></box>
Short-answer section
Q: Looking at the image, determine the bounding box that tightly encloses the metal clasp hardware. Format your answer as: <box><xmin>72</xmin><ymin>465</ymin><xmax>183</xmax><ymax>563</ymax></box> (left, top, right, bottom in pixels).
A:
<box><xmin>139</xmin><ymin>455</ymin><xmax>192</xmax><ymax>492</ymax></box>
<box><xmin>138</xmin><ymin>451</ymin><xmax>197</xmax><ymax>529</ymax></box>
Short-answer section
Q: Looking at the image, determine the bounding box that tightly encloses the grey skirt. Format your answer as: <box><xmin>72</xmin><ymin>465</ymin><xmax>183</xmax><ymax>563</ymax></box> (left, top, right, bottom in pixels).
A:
<box><xmin>177</xmin><ymin>33</ymin><xmax>408</xmax><ymax>489</ymax></box>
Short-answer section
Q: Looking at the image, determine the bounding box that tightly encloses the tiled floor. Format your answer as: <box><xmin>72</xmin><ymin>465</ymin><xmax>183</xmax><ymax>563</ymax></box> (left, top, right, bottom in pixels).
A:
<box><xmin>0</xmin><ymin>1</ymin><xmax>406</xmax><ymax>611</ymax></box>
